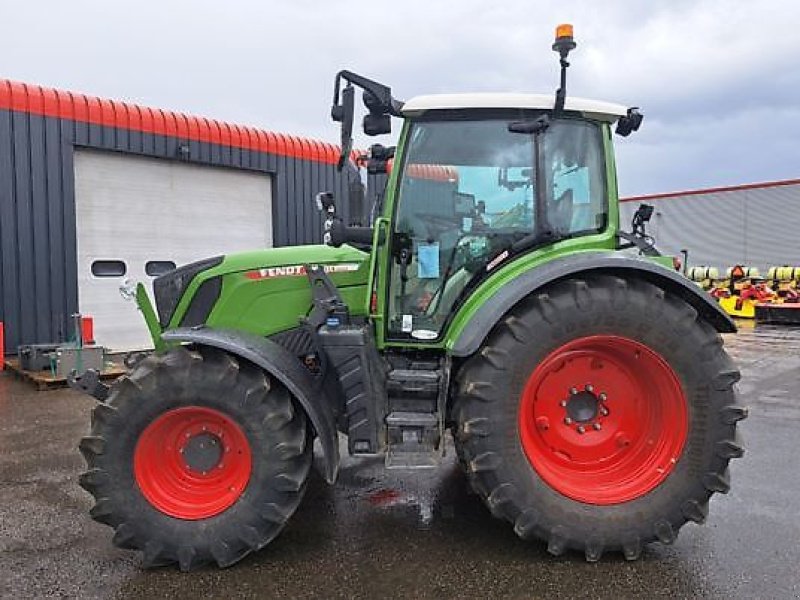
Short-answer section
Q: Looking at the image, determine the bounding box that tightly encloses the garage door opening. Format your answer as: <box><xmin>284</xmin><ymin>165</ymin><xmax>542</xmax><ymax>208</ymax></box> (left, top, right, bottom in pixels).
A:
<box><xmin>75</xmin><ymin>149</ymin><xmax>272</xmax><ymax>351</ymax></box>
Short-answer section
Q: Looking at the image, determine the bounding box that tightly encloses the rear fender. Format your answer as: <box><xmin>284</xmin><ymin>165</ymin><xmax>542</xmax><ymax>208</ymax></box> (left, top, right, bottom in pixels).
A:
<box><xmin>161</xmin><ymin>327</ymin><xmax>339</xmax><ymax>483</ymax></box>
<box><xmin>450</xmin><ymin>252</ymin><xmax>736</xmax><ymax>357</ymax></box>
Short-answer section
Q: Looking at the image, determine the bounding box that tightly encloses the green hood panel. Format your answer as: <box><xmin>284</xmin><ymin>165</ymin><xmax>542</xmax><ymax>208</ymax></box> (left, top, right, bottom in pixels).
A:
<box><xmin>169</xmin><ymin>244</ymin><xmax>370</xmax><ymax>336</ymax></box>
<box><xmin>214</xmin><ymin>245</ymin><xmax>368</xmax><ymax>276</ymax></box>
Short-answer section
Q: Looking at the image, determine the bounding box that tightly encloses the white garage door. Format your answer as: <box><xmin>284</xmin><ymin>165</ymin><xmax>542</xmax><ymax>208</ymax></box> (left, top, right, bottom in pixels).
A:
<box><xmin>75</xmin><ymin>150</ymin><xmax>272</xmax><ymax>352</ymax></box>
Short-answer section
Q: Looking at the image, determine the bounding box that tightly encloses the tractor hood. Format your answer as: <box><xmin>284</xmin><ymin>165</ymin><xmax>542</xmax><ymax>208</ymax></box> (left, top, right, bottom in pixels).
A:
<box><xmin>212</xmin><ymin>244</ymin><xmax>368</xmax><ymax>275</ymax></box>
<box><xmin>158</xmin><ymin>244</ymin><xmax>370</xmax><ymax>337</ymax></box>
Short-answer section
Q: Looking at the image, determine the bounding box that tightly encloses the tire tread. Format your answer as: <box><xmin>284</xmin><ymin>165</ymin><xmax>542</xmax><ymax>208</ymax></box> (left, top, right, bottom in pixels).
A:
<box><xmin>451</xmin><ymin>274</ymin><xmax>746</xmax><ymax>561</ymax></box>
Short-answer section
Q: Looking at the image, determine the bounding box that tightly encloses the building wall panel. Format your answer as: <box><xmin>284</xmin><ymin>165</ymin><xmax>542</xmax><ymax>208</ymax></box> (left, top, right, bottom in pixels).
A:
<box><xmin>621</xmin><ymin>182</ymin><xmax>800</xmax><ymax>272</ymax></box>
<box><xmin>0</xmin><ymin>83</ymin><xmax>361</xmax><ymax>354</ymax></box>
<box><xmin>0</xmin><ymin>109</ymin><xmax>19</xmax><ymax>348</ymax></box>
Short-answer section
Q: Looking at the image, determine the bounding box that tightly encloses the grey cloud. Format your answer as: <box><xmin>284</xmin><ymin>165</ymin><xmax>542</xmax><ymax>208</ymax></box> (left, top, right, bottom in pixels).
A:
<box><xmin>1</xmin><ymin>0</ymin><xmax>797</xmax><ymax>195</ymax></box>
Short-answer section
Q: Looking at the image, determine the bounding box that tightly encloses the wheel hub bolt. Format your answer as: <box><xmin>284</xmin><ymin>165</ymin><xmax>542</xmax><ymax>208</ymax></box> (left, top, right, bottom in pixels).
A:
<box><xmin>569</xmin><ymin>387</ymin><xmax>578</xmax><ymax>395</ymax></box>
<box><xmin>599</xmin><ymin>393</ymin><xmax>607</xmax><ymax>401</ymax></box>
<box><xmin>585</xmin><ymin>384</ymin><xmax>594</xmax><ymax>393</ymax></box>
<box><xmin>564</xmin><ymin>417</ymin><xmax>573</xmax><ymax>425</ymax></box>
<box><xmin>593</xmin><ymin>423</ymin><xmax>602</xmax><ymax>431</ymax></box>
<box><xmin>559</xmin><ymin>400</ymin><xmax>567</xmax><ymax>408</ymax></box>
<box><xmin>577</xmin><ymin>425</ymin><xmax>586</xmax><ymax>434</ymax></box>
<box><xmin>600</xmin><ymin>407</ymin><xmax>609</xmax><ymax>416</ymax></box>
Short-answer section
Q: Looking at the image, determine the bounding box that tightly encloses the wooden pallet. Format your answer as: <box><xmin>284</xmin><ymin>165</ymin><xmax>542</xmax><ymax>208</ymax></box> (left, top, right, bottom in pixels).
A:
<box><xmin>2</xmin><ymin>358</ymin><xmax>127</xmax><ymax>391</ymax></box>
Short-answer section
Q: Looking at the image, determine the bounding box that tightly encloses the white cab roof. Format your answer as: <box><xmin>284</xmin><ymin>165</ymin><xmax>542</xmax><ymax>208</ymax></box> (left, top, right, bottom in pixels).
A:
<box><xmin>401</xmin><ymin>93</ymin><xmax>629</xmax><ymax>122</ymax></box>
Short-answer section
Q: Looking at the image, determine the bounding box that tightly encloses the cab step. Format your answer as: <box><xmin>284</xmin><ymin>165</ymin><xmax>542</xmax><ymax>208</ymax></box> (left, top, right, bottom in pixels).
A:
<box><xmin>385</xmin><ymin>411</ymin><xmax>441</xmax><ymax>468</ymax></box>
<box><xmin>384</xmin><ymin>362</ymin><xmax>447</xmax><ymax>469</ymax></box>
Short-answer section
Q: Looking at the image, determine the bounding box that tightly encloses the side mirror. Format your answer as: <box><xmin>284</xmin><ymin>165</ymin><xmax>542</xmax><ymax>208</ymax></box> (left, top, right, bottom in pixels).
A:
<box><xmin>330</xmin><ymin>70</ymin><xmax>404</xmax><ymax>169</ymax></box>
<box><xmin>335</xmin><ymin>85</ymin><xmax>355</xmax><ymax>171</ymax></box>
<box><xmin>362</xmin><ymin>90</ymin><xmax>392</xmax><ymax>136</ymax></box>
<box><xmin>363</xmin><ymin>113</ymin><xmax>391</xmax><ymax>136</ymax></box>
<box><xmin>631</xmin><ymin>203</ymin><xmax>654</xmax><ymax>237</ymax></box>
<box><xmin>616</xmin><ymin>108</ymin><xmax>644</xmax><ymax>137</ymax></box>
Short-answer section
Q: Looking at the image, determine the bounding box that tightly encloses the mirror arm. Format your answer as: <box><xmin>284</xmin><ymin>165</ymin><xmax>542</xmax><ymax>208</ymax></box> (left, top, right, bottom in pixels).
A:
<box><xmin>330</xmin><ymin>70</ymin><xmax>405</xmax><ymax>170</ymax></box>
<box><xmin>335</xmin><ymin>70</ymin><xmax>404</xmax><ymax>116</ymax></box>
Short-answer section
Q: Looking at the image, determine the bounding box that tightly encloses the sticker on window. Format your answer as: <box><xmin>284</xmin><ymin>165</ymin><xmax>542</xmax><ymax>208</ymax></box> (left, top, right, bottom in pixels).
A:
<box><xmin>402</xmin><ymin>314</ymin><xmax>413</xmax><ymax>333</ymax></box>
<box><xmin>411</xmin><ymin>329</ymin><xmax>437</xmax><ymax>340</ymax></box>
<box><xmin>417</xmin><ymin>243</ymin><xmax>440</xmax><ymax>279</ymax></box>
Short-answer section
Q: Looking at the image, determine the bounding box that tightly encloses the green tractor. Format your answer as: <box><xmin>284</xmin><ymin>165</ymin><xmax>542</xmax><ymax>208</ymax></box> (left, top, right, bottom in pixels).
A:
<box><xmin>73</xmin><ymin>26</ymin><xmax>745</xmax><ymax>570</ymax></box>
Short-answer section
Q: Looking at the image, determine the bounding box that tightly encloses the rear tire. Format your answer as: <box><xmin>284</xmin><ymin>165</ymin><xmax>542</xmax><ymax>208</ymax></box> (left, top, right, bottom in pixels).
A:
<box><xmin>452</xmin><ymin>275</ymin><xmax>746</xmax><ymax>561</ymax></box>
<box><xmin>79</xmin><ymin>345</ymin><xmax>312</xmax><ymax>570</ymax></box>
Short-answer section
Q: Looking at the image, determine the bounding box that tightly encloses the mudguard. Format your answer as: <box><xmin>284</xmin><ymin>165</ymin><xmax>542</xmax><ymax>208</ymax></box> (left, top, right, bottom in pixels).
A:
<box><xmin>161</xmin><ymin>327</ymin><xmax>339</xmax><ymax>483</ymax></box>
<box><xmin>450</xmin><ymin>252</ymin><xmax>736</xmax><ymax>357</ymax></box>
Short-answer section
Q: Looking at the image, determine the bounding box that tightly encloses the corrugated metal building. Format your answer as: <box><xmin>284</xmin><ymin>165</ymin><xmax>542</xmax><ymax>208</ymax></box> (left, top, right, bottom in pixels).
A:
<box><xmin>0</xmin><ymin>80</ymin><xmax>366</xmax><ymax>353</ymax></box>
<box><xmin>621</xmin><ymin>179</ymin><xmax>800</xmax><ymax>273</ymax></box>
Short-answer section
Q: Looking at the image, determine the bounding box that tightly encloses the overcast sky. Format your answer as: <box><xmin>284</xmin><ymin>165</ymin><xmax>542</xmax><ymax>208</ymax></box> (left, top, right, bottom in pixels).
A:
<box><xmin>2</xmin><ymin>0</ymin><xmax>798</xmax><ymax>196</ymax></box>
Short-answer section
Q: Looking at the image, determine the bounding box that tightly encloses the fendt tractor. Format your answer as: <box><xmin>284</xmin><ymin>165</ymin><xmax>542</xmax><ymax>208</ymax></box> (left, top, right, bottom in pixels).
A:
<box><xmin>72</xmin><ymin>26</ymin><xmax>746</xmax><ymax>570</ymax></box>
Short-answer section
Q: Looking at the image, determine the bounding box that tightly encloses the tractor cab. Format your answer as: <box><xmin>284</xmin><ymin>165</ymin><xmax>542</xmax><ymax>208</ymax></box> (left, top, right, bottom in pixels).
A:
<box><xmin>324</xmin><ymin>25</ymin><xmax>644</xmax><ymax>346</ymax></box>
<box><xmin>383</xmin><ymin>94</ymin><xmax>623</xmax><ymax>340</ymax></box>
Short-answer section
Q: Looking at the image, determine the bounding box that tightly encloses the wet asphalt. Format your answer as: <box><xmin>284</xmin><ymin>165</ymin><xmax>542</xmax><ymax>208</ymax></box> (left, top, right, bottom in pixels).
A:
<box><xmin>1</xmin><ymin>323</ymin><xmax>799</xmax><ymax>599</ymax></box>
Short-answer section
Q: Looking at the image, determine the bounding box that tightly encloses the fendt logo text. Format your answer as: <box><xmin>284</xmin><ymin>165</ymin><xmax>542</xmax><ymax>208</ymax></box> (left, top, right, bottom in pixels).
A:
<box><xmin>245</xmin><ymin>263</ymin><xmax>360</xmax><ymax>280</ymax></box>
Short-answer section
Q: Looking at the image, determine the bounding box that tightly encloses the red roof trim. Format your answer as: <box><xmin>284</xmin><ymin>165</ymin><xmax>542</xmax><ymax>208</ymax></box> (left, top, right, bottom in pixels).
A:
<box><xmin>621</xmin><ymin>178</ymin><xmax>800</xmax><ymax>203</ymax></box>
<box><xmin>384</xmin><ymin>160</ymin><xmax>460</xmax><ymax>183</ymax></box>
<box><xmin>0</xmin><ymin>78</ymin><xmax>340</xmax><ymax>165</ymax></box>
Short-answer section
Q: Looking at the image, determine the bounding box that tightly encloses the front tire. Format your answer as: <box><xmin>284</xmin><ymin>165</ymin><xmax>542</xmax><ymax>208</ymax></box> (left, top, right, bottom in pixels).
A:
<box><xmin>79</xmin><ymin>346</ymin><xmax>312</xmax><ymax>570</ymax></box>
<box><xmin>452</xmin><ymin>275</ymin><xmax>746</xmax><ymax>561</ymax></box>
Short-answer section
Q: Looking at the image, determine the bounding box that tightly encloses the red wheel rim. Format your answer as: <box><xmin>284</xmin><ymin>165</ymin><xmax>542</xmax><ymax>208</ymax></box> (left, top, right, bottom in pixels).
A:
<box><xmin>134</xmin><ymin>406</ymin><xmax>252</xmax><ymax>520</ymax></box>
<box><xmin>518</xmin><ymin>335</ymin><xmax>688</xmax><ymax>505</ymax></box>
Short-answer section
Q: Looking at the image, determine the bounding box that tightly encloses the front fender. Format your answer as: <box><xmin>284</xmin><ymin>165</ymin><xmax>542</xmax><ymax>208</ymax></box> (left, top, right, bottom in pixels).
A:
<box><xmin>161</xmin><ymin>327</ymin><xmax>339</xmax><ymax>483</ymax></box>
<box><xmin>450</xmin><ymin>252</ymin><xmax>735</xmax><ymax>357</ymax></box>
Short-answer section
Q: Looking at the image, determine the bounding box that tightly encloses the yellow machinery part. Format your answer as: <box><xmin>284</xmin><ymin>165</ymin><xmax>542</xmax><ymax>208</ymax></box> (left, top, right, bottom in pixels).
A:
<box><xmin>688</xmin><ymin>266</ymin><xmax>720</xmax><ymax>281</ymax></box>
<box><xmin>687</xmin><ymin>266</ymin><xmax>719</xmax><ymax>291</ymax></box>
<box><xmin>718</xmin><ymin>296</ymin><xmax>756</xmax><ymax>319</ymax></box>
<box><xmin>768</xmin><ymin>266</ymin><xmax>800</xmax><ymax>282</ymax></box>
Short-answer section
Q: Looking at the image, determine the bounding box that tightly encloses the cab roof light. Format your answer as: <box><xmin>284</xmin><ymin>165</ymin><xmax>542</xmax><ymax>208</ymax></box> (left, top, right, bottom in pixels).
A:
<box><xmin>555</xmin><ymin>24</ymin><xmax>574</xmax><ymax>42</ymax></box>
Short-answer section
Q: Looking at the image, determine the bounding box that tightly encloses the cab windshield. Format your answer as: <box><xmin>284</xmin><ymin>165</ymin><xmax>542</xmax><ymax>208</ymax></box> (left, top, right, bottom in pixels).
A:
<box><xmin>387</xmin><ymin>115</ymin><xmax>607</xmax><ymax>340</ymax></box>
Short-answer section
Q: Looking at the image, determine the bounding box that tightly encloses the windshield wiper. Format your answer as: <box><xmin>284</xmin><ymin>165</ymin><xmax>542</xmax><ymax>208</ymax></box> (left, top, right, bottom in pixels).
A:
<box><xmin>507</xmin><ymin>115</ymin><xmax>556</xmax><ymax>249</ymax></box>
<box><xmin>508</xmin><ymin>115</ymin><xmax>550</xmax><ymax>134</ymax></box>
<box><xmin>509</xmin><ymin>229</ymin><xmax>559</xmax><ymax>254</ymax></box>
